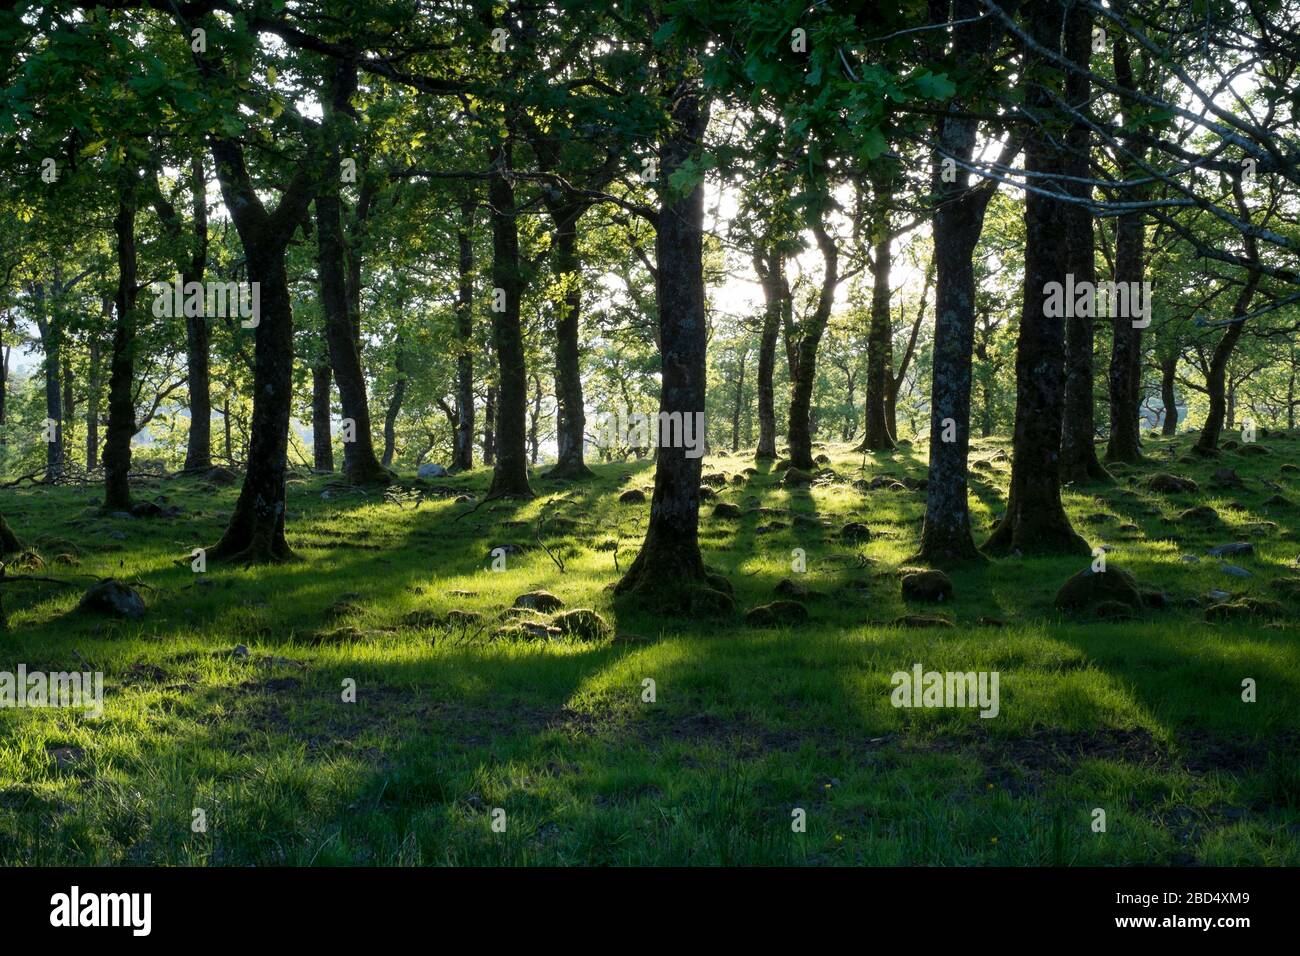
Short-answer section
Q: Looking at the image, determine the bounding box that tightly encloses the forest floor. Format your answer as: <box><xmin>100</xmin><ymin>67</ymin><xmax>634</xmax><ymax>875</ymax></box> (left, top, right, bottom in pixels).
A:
<box><xmin>1</xmin><ymin>431</ymin><xmax>1298</xmax><ymax>865</ymax></box>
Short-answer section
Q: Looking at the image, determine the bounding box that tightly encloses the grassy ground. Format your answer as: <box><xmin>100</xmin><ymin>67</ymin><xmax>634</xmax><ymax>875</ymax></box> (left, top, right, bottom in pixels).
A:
<box><xmin>1</xmin><ymin>431</ymin><xmax>1298</xmax><ymax>865</ymax></box>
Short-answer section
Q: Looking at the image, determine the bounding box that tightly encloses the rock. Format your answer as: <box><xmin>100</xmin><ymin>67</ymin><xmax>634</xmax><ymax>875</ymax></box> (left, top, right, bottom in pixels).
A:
<box><xmin>774</xmin><ymin>459</ymin><xmax>792</xmax><ymax>471</ymax></box>
<box><xmin>1142</xmin><ymin>473</ymin><xmax>1198</xmax><ymax>493</ymax></box>
<box><xmin>78</xmin><ymin>579</ymin><xmax>145</xmax><ymax>620</ymax></box>
<box><xmin>454</xmin><ymin>494</ymin><xmax>474</xmax><ymax>504</ymax></box>
<box><xmin>130</xmin><ymin>501</ymin><xmax>165</xmax><ymax>518</ymax></box>
<box><xmin>1178</xmin><ymin>505</ymin><xmax>1220</xmax><ymax>523</ymax></box>
<box><xmin>48</xmin><ymin>747</ymin><xmax>83</xmax><ymax>772</ymax></box>
<box><xmin>1206</xmin><ymin>598</ymin><xmax>1285</xmax><ymax>622</ymax></box>
<box><xmin>513</xmin><ymin>590</ymin><xmax>565</xmax><ymax>612</ymax></box>
<box><xmin>698</xmin><ymin>486</ymin><xmax>717</xmax><ymax>501</ymax></box>
<box><xmin>840</xmin><ymin>522</ymin><xmax>872</xmax><ymax>543</ymax></box>
<box><xmin>774</xmin><ymin>578</ymin><xmax>814</xmax><ymax>599</ymax></box>
<box><xmin>206</xmin><ymin>466</ymin><xmax>238</xmax><ymax>485</ymax></box>
<box><xmin>1281</xmin><ymin>463</ymin><xmax>1299</xmax><ymax>475</ymax></box>
<box><xmin>108</xmin><ymin>511</ymin><xmax>136</xmax><ymax>521</ymax></box>
<box><xmin>1139</xmin><ymin>589</ymin><xmax>1170</xmax><ymax>609</ymax></box>
<box><xmin>1210</xmin><ymin>467</ymin><xmax>1244</xmax><ymax>487</ymax></box>
<box><xmin>1094</xmin><ymin>600</ymin><xmax>1135</xmax><ymax>620</ymax></box>
<box><xmin>1207</xmin><ymin>542</ymin><xmax>1254</xmax><ymax>558</ymax></box>
<box><xmin>1180</xmin><ymin>554</ymin><xmax>1200</xmax><ymax>563</ymax></box>
<box><xmin>496</xmin><ymin>621</ymin><xmax>561</xmax><ymax>641</ymax></box>
<box><xmin>814</xmin><ymin>453</ymin><xmax>831</xmax><ymax>465</ymax></box>
<box><xmin>901</xmin><ymin>569</ymin><xmax>954</xmax><ymax>603</ymax></box>
<box><xmin>712</xmin><ymin>502</ymin><xmax>743</xmax><ymax>519</ymax></box>
<box><xmin>701</xmin><ymin>472</ymin><xmax>727</xmax><ymax>488</ymax></box>
<box><xmin>325</xmin><ymin>600</ymin><xmax>364</xmax><ymax>621</ymax></box>
<box><xmin>231</xmin><ymin>644</ymin><xmax>250</xmax><ymax>660</ymax></box>
<box><xmin>1206</xmin><ymin>589</ymin><xmax>1232</xmax><ymax>603</ymax></box>
<box><xmin>744</xmin><ymin>600</ymin><xmax>809</xmax><ymax>627</ymax></box>
<box><xmin>782</xmin><ymin>468</ymin><xmax>815</xmax><ymax>487</ymax></box>
<box><xmin>1238</xmin><ymin>443</ymin><xmax>1270</xmax><ymax>456</ymax></box>
<box><xmin>1054</xmin><ymin>566</ymin><xmax>1142</xmax><ymax>611</ymax></box>
<box><xmin>619</xmin><ymin>489</ymin><xmax>647</xmax><ymax>504</ymax></box>
<box><xmin>891</xmin><ymin>614</ymin><xmax>953</xmax><ymax>629</ymax></box>
<box><xmin>731</xmin><ymin>474</ymin><xmax>745</xmax><ymax>485</ymax></box>
<box><xmin>488</xmin><ymin>543</ymin><xmax>530</xmax><ymax>559</ymax></box>
<box><xmin>1219</xmin><ymin>563</ymin><xmax>1252</xmax><ymax>578</ymax></box>
<box><xmin>417</xmin><ymin>463</ymin><xmax>449</xmax><ymax>478</ymax></box>
<box><xmin>552</xmin><ymin>608</ymin><xmax>611</xmax><ymax>640</ymax></box>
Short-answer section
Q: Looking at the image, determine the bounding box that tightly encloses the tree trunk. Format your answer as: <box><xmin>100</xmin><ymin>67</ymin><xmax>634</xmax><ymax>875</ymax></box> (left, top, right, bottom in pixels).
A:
<box><xmin>752</xmin><ymin>247</ymin><xmax>785</xmax><ymax>460</ymax></box>
<box><xmin>546</xmin><ymin>206</ymin><xmax>593</xmax><ymax>479</ymax></box>
<box><xmin>1104</xmin><ymin>22</ymin><xmax>1148</xmax><ymax>464</ymax></box>
<box><xmin>483</xmin><ymin>385</ymin><xmax>496</xmax><ymax>465</ymax></box>
<box><xmin>0</xmin><ymin>514</ymin><xmax>20</xmax><ymax>556</ymax></box>
<box><xmin>103</xmin><ymin>172</ymin><xmax>138</xmax><ymax>512</ymax></box>
<box><xmin>381</xmin><ymin>335</ymin><xmax>406</xmax><ymax>469</ymax></box>
<box><xmin>183</xmin><ymin>155</ymin><xmax>212</xmax><ymax>471</ymax></box>
<box><xmin>485</xmin><ymin>137</ymin><xmax>533</xmax><ymax>498</ymax></box>
<box><xmin>39</xmin><ymin>294</ymin><xmax>63</xmax><ymax>482</ymax></box>
<box><xmin>311</xmin><ymin>338</ymin><xmax>334</xmax><ymax>471</ymax></box>
<box><xmin>453</xmin><ymin>199</ymin><xmax>476</xmax><ymax>472</ymax></box>
<box><xmin>984</xmin><ymin>1</ymin><xmax>1089</xmax><ymax>558</ymax></box>
<box><xmin>861</xmin><ymin>206</ymin><xmax>894</xmax><ymax>451</ymax></box>
<box><xmin>1058</xmin><ymin>3</ymin><xmax>1109</xmax><ymax>485</ymax></box>
<box><xmin>616</xmin><ymin>80</ymin><xmax>730</xmax><ymax>612</ymax></box>
<box><xmin>205</xmin><ymin>136</ymin><xmax>316</xmax><ymax>563</ymax></box>
<box><xmin>915</xmin><ymin>0</ymin><xmax>1009</xmax><ymax>566</ymax></box>
<box><xmin>786</xmin><ymin>220</ymin><xmax>837</xmax><ymax>470</ymax></box>
<box><xmin>316</xmin><ymin>192</ymin><xmax>389</xmax><ymax>484</ymax></box>
<box><xmin>86</xmin><ymin>317</ymin><xmax>103</xmax><ymax>471</ymax></box>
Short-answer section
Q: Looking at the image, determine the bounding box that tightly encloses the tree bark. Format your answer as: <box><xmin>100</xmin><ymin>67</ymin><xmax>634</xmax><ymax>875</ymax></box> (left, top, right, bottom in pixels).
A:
<box><xmin>786</xmin><ymin>219</ymin><xmax>837</xmax><ymax>470</ymax></box>
<box><xmin>1059</xmin><ymin>2</ymin><xmax>1109</xmax><ymax>485</ymax></box>
<box><xmin>485</xmin><ymin>136</ymin><xmax>534</xmax><ymax>498</ymax></box>
<box><xmin>0</xmin><ymin>514</ymin><xmax>20</xmax><ymax>556</ymax></box>
<box><xmin>316</xmin><ymin>190</ymin><xmax>389</xmax><ymax>484</ymax></box>
<box><xmin>545</xmin><ymin>205</ymin><xmax>594</xmax><ymax>479</ymax></box>
<box><xmin>915</xmin><ymin>0</ymin><xmax>1013</xmax><ymax>566</ymax></box>
<box><xmin>483</xmin><ymin>385</ymin><xmax>496</xmax><ymax>465</ymax></box>
<box><xmin>752</xmin><ymin>246</ymin><xmax>786</xmax><ymax>460</ymax></box>
<box><xmin>86</xmin><ymin>314</ymin><xmax>103</xmax><ymax>471</ymax></box>
<box><xmin>103</xmin><ymin>171</ymin><xmax>138</xmax><ymax>512</ymax></box>
<box><xmin>861</xmin><ymin>199</ymin><xmax>895</xmax><ymax>451</ymax></box>
<box><xmin>182</xmin><ymin>156</ymin><xmax>211</xmax><ymax>470</ymax></box>
<box><xmin>311</xmin><ymin>337</ymin><xmax>334</xmax><ymax>471</ymax></box>
<box><xmin>1104</xmin><ymin>16</ymin><xmax>1148</xmax><ymax>464</ymax></box>
<box><xmin>205</xmin><ymin>136</ymin><xmax>316</xmax><ymax>563</ymax></box>
<box><xmin>984</xmin><ymin>0</ymin><xmax>1089</xmax><ymax>557</ymax></box>
<box><xmin>453</xmin><ymin>198</ymin><xmax>476</xmax><ymax>472</ymax></box>
<box><xmin>381</xmin><ymin>334</ymin><xmax>406</xmax><ymax>469</ymax></box>
<box><xmin>615</xmin><ymin>79</ymin><xmax>730</xmax><ymax>612</ymax></box>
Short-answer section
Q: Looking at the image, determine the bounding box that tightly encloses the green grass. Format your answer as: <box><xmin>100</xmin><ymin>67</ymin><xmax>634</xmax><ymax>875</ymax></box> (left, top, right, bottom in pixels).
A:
<box><xmin>2</xmin><ymin>431</ymin><xmax>1298</xmax><ymax>865</ymax></box>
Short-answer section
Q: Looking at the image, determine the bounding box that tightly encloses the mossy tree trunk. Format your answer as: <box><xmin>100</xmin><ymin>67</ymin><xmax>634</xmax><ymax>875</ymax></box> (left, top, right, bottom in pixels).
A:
<box><xmin>103</xmin><ymin>169</ymin><xmax>138</xmax><ymax>513</ymax></box>
<box><xmin>616</xmin><ymin>79</ymin><xmax>729</xmax><ymax>612</ymax></box>
<box><xmin>485</xmin><ymin>135</ymin><xmax>534</xmax><ymax>499</ymax></box>
<box><xmin>984</xmin><ymin>0</ymin><xmax>1089</xmax><ymax>558</ymax></box>
<box><xmin>1059</xmin><ymin>3</ymin><xmax>1109</xmax><ymax>485</ymax></box>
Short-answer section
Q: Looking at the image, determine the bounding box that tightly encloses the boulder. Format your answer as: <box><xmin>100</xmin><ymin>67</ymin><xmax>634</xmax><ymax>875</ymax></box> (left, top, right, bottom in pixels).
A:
<box><xmin>781</xmin><ymin>468</ymin><xmax>815</xmax><ymax>487</ymax></box>
<box><xmin>618</xmin><ymin>489</ymin><xmax>647</xmax><ymax>504</ymax></box>
<box><xmin>840</xmin><ymin>522</ymin><xmax>872</xmax><ymax>543</ymax></box>
<box><xmin>417</xmin><ymin>463</ymin><xmax>449</xmax><ymax>478</ymax></box>
<box><xmin>1207</xmin><ymin>542</ymin><xmax>1254</xmax><ymax>558</ymax></box>
<box><xmin>552</xmin><ymin>608</ymin><xmax>611</xmax><ymax>640</ymax></box>
<box><xmin>744</xmin><ymin>600</ymin><xmax>809</xmax><ymax>627</ymax></box>
<box><xmin>1141</xmin><ymin>473</ymin><xmax>1198</xmax><ymax>494</ymax></box>
<box><xmin>712</xmin><ymin>502</ymin><xmax>743</xmax><ymax>519</ymax></box>
<box><xmin>78</xmin><ymin>579</ymin><xmax>146</xmax><ymax>620</ymax></box>
<box><xmin>512</xmin><ymin>590</ymin><xmax>565</xmax><ymax>612</ymax></box>
<box><xmin>901</xmin><ymin>569</ymin><xmax>954</xmax><ymax>604</ymax></box>
<box><xmin>1054</xmin><ymin>566</ymin><xmax>1142</xmax><ymax>611</ymax></box>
